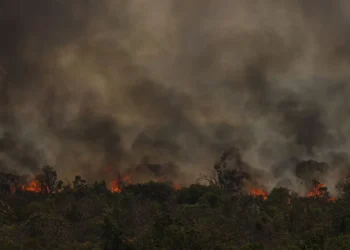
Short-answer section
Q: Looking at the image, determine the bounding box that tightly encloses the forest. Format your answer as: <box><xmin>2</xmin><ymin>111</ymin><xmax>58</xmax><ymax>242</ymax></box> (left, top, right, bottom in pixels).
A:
<box><xmin>1</xmin><ymin>148</ymin><xmax>350</xmax><ymax>250</ymax></box>
<box><xmin>2</xmin><ymin>1</ymin><xmax>350</xmax><ymax>250</ymax></box>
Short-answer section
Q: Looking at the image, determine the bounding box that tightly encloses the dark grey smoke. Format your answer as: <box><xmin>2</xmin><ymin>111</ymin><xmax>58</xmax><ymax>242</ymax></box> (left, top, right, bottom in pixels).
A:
<box><xmin>1</xmin><ymin>0</ymin><xmax>350</xmax><ymax>192</ymax></box>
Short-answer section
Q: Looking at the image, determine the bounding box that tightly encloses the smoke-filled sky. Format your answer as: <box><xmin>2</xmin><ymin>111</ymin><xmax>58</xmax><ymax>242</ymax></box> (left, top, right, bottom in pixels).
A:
<box><xmin>1</xmin><ymin>0</ymin><xmax>350</xmax><ymax>191</ymax></box>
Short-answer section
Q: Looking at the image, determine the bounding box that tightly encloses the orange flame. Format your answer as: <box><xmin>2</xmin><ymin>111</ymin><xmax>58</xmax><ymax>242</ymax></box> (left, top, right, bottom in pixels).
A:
<box><xmin>20</xmin><ymin>180</ymin><xmax>42</xmax><ymax>193</ymax></box>
<box><xmin>307</xmin><ymin>183</ymin><xmax>326</xmax><ymax>198</ymax></box>
<box><xmin>329</xmin><ymin>197</ymin><xmax>336</xmax><ymax>202</ymax></box>
<box><xmin>111</xmin><ymin>180</ymin><xmax>122</xmax><ymax>193</ymax></box>
<box><xmin>173</xmin><ymin>183</ymin><xmax>181</xmax><ymax>190</ymax></box>
<box><xmin>110</xmin><ymin>175</ymin><xmax>132</xmax><ymax>193</ymax></box>
<box><xmin>250</xmin><ymin>188</ymin><xmax>268</xmax><ymax>200</ymax></box>
<box><xmin>306</xmin><ymin>183</ymin><xmax>335</xmax><ymax>202</ymax></box>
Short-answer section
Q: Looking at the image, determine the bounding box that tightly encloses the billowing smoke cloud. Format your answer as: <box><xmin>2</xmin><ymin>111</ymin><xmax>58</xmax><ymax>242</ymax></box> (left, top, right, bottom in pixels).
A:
<box><xmin>1</xmin><ymin>0</ymin><xmax>350</xmax><ymax>192</ymax></box>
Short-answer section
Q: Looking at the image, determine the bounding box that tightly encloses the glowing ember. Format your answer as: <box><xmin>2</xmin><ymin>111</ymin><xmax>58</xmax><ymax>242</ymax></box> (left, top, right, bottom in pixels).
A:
<box><xmin>307</xmin><ymin>183</ymin><xmax>326</xmax><ymax>198</ymax></box>
<box><xmin>328</xmin><ymin>197</ymin><xmax>336</xmax><ymax>202</ymax></box>
<box><xmin>20</xmin><ymin>180</ymin><xmax>42</xmax><ymax>193</ymax></box>
<box><xmin>111</xmin><ymin>180</ymin><xmax>122</xmax><ymax>193</ymax></box>
<box><xmin>110</xmin><ymin>175</ymin><xmax>132</xmax><ymax>193</ymax></box>
<box><xmin>250</xmin><ymin>188</ymin><xmax>268</xmax><ymax>200</ymax></box>
<box><xmin>173</xmin><ymin>183</ymin><xmax>181</xmax><ymax>190</ymax></box>
<box><xmin>306</xmin><ymin>182</ymin><xmax>335</xmax><ymax>201</ymax></box>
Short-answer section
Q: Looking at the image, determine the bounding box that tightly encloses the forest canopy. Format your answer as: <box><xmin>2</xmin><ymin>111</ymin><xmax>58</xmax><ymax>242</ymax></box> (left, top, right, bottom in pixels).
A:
<box><xmin>1</xmin><ymin>149</ymin><xmax>350</xmax><ymax>250</ymax></box>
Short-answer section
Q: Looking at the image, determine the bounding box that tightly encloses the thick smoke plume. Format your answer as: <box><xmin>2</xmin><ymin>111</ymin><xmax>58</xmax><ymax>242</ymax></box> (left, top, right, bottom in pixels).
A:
<box><xmin>1</xmin><ymin>0</ymin><xmax>350</xmax><ymax>193</ymax></box>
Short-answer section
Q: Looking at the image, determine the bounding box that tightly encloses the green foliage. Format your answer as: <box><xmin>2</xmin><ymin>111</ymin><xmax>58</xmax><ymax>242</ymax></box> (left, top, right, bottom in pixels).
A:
<box><xmin>2</xmin><ymin>168</ymin><xmax>350</xmax><ymax>250</ymax></box>
<box><xmin>177</xmin><ymin>183</ymin><xmax>222</xmax><ymax>205</ymax></box>
<box><xmin>0</xmin><ymin>199</ymin><xmax>16</xmax><ymax>224</ymax></box>
<box><xmin>124</xmin><ymin>181</ymin><xmax>175</xmax><ymax>202</ymax></box>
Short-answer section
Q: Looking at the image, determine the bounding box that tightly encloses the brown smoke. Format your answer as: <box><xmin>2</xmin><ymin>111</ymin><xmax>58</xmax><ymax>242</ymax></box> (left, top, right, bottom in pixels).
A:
<box><xmin>1</xmin><ymin>0</ymin><xmax>350</xmax><ymax>193</ymax></box>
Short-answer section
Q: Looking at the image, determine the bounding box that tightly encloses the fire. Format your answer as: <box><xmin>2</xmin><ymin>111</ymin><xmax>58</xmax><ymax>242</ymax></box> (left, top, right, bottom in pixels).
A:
<box><xmin>250</xmin><ymin>188</ymin><xmax>268</xmax><ymax>200</ymax></box>
<box><xmin>307</xmin><ymin>183</ymin><xmax>326</xmax><ymax>198</ymax></box>
<box><xmin>173</xmin><ymin>183</ymin><xmax>181</xmax><ymax>190</ymax></box>
<box><xmin>20</xmin><ymin>180</ymin><xmax>42</xmax><ymax>193</ymax></box>
<box><xmin>111</xmin><ymin>180</ymin><xmax>122</xmax><ymax>193</ymax></box>
<box><xmin>306</xmin><ymin>182</ymin><xmax>335</xmax><ymax>202</ymax></box>
<box><xmin>110</xmin><ymin>175</ymin><xmax>132</xmax><ymax>193</ymax></box>
<box><xmin>329</xmin><ymin>197</ymin><xmax>336</xmax><ymax>202</ymax></box>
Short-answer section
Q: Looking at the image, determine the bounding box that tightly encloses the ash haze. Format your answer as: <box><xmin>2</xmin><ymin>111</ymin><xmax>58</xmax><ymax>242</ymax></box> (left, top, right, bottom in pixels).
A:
<box><xmin>1</xmin><ymin>0</ymin><xmax>350</xmax><ymax>194</ymax></box>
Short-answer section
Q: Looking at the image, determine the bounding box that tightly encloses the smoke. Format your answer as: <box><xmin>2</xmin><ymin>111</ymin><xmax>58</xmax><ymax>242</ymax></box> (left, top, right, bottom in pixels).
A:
<box><xmin>1</xmin><ymin>0</ymin><xmax>350</xmax><ymax>192</ymax></box>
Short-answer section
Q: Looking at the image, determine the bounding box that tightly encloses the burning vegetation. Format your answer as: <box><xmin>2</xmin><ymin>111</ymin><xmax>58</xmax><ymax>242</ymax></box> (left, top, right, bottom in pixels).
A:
<box><xmin>20</xmin><ymin>180</ymin><xmax>41</xmax><ymax>193</ymax></box>
<box><xmin>250</xmin><ymin>188</ymin><xmax>269</xmax><ymax>200</ymax></box>
<box><xmin>1</xmin><ymin>147</ymin><xmax>350</xmax><ymax>250</ymax></box>
<box><xmin>2</xmin><ymin>0</ymin><xmax>350</xmax><ymax>248</ymax></box>
<box><xmin>306</xmin><ymin>182</ymin><xmax>327</xmax><ymax>198</ymax></box>
<box><xmin>0</xmin><ymin>147</ymin><xmax>341</xmax><ymax>203</ymax></box>
<box><xmin>110</xmin><ymin>175</ymin><xmax>131</xmax><ymax>193</ymax></box>
<box><xmin>247</xmin><ymin>183</ymin><xmax>336</xmax><ymax>202</ymax></box>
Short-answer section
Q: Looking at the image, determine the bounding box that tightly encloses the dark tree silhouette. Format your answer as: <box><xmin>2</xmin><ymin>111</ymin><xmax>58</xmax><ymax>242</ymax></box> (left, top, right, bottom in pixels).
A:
<box><xmin>0</xmin><ymin>172</ymin><xmax>18</xmax><ymax>195</ymax></box>
<box><xmin>214</xmin><ymin>147</ymin><xmax>251</xmax><ymax>193</ymax></box>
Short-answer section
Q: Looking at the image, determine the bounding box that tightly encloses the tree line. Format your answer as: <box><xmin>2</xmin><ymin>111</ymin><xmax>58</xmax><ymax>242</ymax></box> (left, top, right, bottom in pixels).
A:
<box><xmin>1</xmin><ymin>151</ymin><xmax>350</xmax><ymax>249</ymax></box>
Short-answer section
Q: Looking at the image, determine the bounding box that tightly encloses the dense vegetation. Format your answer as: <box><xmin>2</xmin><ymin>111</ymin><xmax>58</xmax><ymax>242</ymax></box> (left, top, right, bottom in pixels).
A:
<box><xmin>1</xmin><ymin>164</ymin><xmax>350</xmax><ymax>250</ymax></box>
